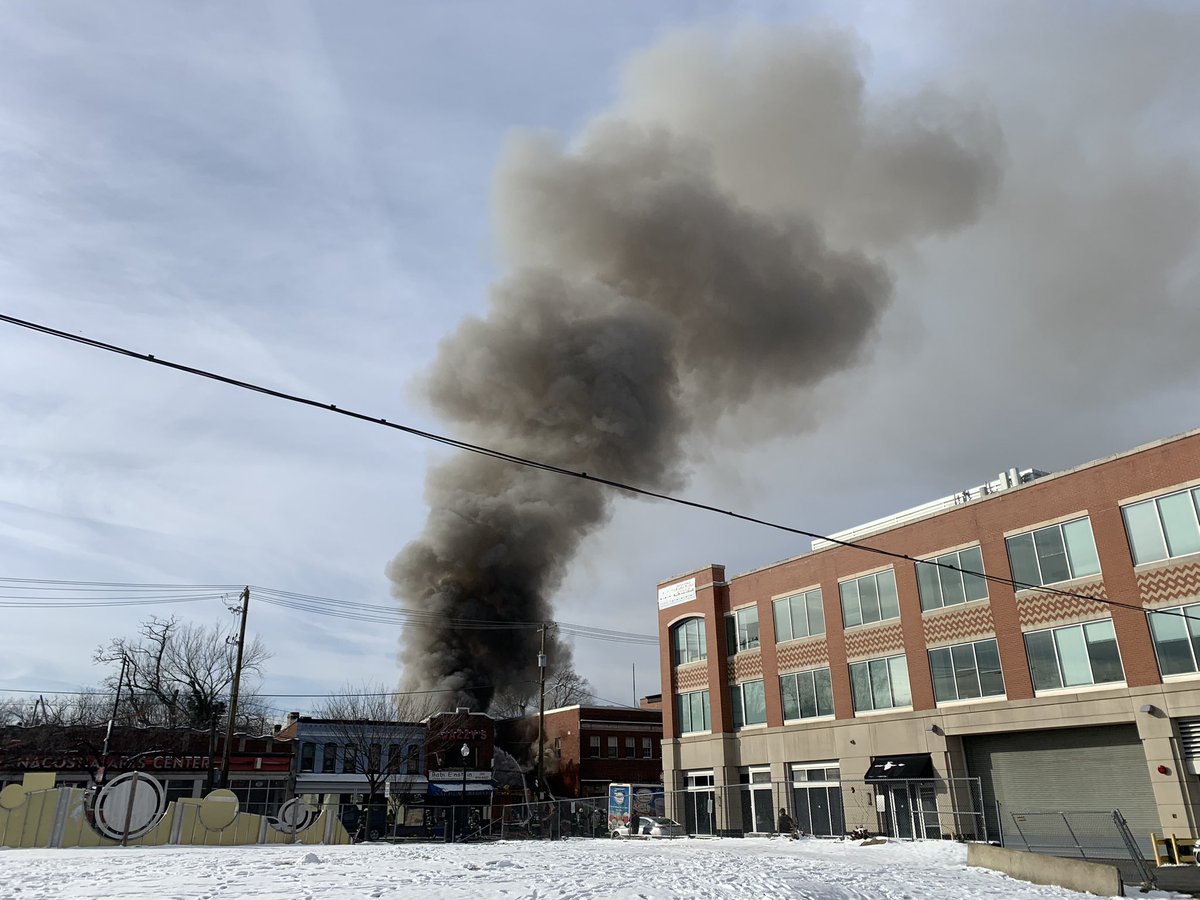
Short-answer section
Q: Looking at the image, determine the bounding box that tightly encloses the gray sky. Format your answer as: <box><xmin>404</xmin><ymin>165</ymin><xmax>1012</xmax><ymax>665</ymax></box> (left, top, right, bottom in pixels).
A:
<box><xmin>2</xmin><ymin>1</ymin><xmax>1198</xmax><ymax>717</ymax></box>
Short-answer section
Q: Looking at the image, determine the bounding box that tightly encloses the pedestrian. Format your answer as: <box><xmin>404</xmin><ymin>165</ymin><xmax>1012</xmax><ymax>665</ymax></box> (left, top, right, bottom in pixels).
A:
<box><xmin>777</xmin><ymin>808</ymin><xmax>797</xmax><ymax>839</ymax></box>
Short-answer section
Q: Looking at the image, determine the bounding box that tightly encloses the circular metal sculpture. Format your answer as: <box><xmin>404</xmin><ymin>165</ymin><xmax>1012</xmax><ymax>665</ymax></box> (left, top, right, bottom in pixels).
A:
<box><xmin>274</xmin><ymin>797</ymin><xmax>318</xmax><ymax>834</ymax></box>
<box><xmin>94</xmin><ymin>772</ymin><xmax>167</xmax><ymax>841</ymax></box>
<box><xmin>198</xmin><ymin>788</ymin><xmax>241</xmax><ymax>831</ymax></box>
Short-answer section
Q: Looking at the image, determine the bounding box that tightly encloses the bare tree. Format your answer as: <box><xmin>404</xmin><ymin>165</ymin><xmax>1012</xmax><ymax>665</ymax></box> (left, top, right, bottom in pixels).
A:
<box><xmin>95</xmin><ymin>616</ymin><xmax>272</xmax><ymax>732</ymax></box>
<box><xmin>488</xmin><ymin>663</ymin><xmax>594</xmax><ymax>719</ymax></box>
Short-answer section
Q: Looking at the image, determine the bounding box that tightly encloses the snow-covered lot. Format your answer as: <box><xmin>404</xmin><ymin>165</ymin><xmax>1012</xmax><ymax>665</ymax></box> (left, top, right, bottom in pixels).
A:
<box><xmin>0</xmin><ymin>837</ymin><xmax>1181</xmax><ymax>899</ymax></box>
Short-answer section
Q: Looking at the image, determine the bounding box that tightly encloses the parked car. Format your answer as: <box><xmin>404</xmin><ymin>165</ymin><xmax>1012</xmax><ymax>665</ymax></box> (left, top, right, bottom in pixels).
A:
<box><xmin>611</xmin><ymin>817</ymin><xmax>686</xmax><ymax>840</ymax></box>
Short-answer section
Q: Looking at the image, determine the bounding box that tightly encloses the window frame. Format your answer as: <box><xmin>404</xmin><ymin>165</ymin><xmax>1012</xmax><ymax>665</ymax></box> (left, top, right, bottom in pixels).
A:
<box><xmin>773</xmin><ymin>589</ymin><xmax>825</xmax><ymax>643</ymax></box>
<box><xmin>730</xmin><ymin>679</ymin><xmax>767</xmax><ymax>729</ymax></box>
<box><xmin>1023</xmin><ymin>618</ymin><xmax>1125</xmax><ymax>692</ymax></box>
<box><xmin>671</xmin><ymin>617</ymin><xmax>708</xmax><ymax>666</ymax></box>
<box><xmin>928</xmin><ymin>638</ymin><xmax>1006</xmax><ymax>703</ymax></box>
<box><xmin>840</xmin><ymin>569</ymin><xmax>900</xmax><ymax>628</ymax></box>
<box><xmin>726</xmin><ymin>606</ymin><xmax>761</xmax><ymax>655</ymax></box>
<box><xmin>917</xmin><ymin>546</ymin><xmax>989</xmax><ymax>611</ymax></box>
<box><xmin>780</xmin><ymin>667</ymin><xmax>835</xmax><ymax>721</ymax></box>
<box><xmin>1147</xmin><ymin>602</ymin><xmax>1200</xmax><ymax>677</ymax></box>
<box><xmin>848</xmin><ymin>654</ymin><xmax>911</xmax><ymax>712</ymax></box>
<box><xmin>676</xmin><ymin>689</ymin><xmax>712</xmax><ymax>735</ymax></box>
<box><xmin>1122</xmin><ymin>487</ymin><xmax>1200</xmax><ymax>566</ymax></box>
<box><xmin>1006</xmin><ymin>516</ymin><xmax>1101</xmax><ymax>589</ymax></box>
<box><xmin>588</xmin><ymin>735</ymin><xmax>601</xmax><ymax>758</ymax></box>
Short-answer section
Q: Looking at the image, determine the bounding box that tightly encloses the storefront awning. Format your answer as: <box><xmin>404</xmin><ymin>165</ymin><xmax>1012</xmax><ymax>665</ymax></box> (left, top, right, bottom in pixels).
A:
<box><xmin>864</xmin><ymin>753</ymin><xmax>934</xmax><ymax>783</ymax></box>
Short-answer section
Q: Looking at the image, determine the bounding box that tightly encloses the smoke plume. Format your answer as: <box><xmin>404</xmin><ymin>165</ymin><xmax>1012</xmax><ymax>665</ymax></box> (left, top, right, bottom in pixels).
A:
<box><xmin>387</xmin><ymin>27</ymin><xmax>1003</xmax><ymax>709</ymax></box>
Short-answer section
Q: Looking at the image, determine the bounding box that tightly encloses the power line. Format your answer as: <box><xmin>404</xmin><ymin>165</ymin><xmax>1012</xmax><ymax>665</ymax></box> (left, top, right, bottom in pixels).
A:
<box><xmin>0</xmin><ymin>311</ymin><xmax>1178</xmax><ymax>623</ymax></box>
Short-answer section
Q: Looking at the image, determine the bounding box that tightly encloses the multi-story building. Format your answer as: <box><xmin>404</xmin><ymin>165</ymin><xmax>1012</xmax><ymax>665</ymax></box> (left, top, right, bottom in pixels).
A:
<box><xmin>497</xmin><ymin>704</ymin><xmax>663</xmax><ymax>799</ymax></box>
<box><xmin>657</xmin><ymin>428</ymin><xmax>1200</xmax><ymax>843</ymax></box>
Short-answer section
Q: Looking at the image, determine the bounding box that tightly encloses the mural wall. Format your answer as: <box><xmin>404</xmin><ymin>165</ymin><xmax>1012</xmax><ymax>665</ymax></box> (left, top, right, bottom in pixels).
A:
<box><xmin>0</xmin><ymin>772</ymin><xmax>350</xmax><ymax>848</ymax></box>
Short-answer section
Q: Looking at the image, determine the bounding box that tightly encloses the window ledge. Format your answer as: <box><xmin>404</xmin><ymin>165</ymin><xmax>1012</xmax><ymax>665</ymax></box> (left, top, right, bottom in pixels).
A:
<box><xmin>775</xmin><ymin>634</ymin><xmax>827</xmax><ymax>648</ymax></box>
<box><xmin>843</xmin><ymin>617</ymin><xmax>902</xmax><ymax>634</ymax></box>
<box><xmin>1014</xmin><ymin>574</ymin><xmax>1104</xmax><ymax>596</ymax></box>
<box><xmin>782</xmin><ymin>714</ymin><xmax>836</xmax><ymax>725</ymax></box>
<box><xmin>679</xmin><ymin>730</ymin><xmax>712</xmax><ymax>738</ymax></box>
<box><xmin>934</xmin><ymin>693</ymin><xmax>1007</xmax><ymax>708</ymax></box>
<box><xmin>1162</xmin><ymin>671</ymin><xmax>1200</xmax><ymax>683</ymax></box>
<box><xmin>735</xmin><ymin>723</ymin><xmax>768</xmax><ymax>732</ymax></box>
<box><xmin>852</xmin><ymin>706</ymin><xmax>914</xmax><ymax>718</ymax></box>
<box><xmin>922</xmin><ymin>597</ymin><xmax>991</xmax><ymax>617</ymax></box>
<box><xmin>1133</xmin><ymin>552</ymin><xmax>1200</xmax><ymax>573</ymax></box>
<box><xmin>1032</xmin><ymin>681</ymin><xmax>1126</xmax><ymax>698</ymax></box>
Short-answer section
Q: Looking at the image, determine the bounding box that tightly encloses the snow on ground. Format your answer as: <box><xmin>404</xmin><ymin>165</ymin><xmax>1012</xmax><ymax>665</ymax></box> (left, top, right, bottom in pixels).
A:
<box><xmin>0</xmin><ymin>837</ymin><xmax>1186</xmax><ymax>900</ymax></box>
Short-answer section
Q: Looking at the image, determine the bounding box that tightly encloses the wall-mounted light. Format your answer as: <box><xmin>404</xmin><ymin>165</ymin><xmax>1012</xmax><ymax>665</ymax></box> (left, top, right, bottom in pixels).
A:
<box><xmin>925</xmin><ymin>724</ymin><xmax>941</xmax><ymax>735</ymax></box>
<box><xmin>1158</xmin><ymin>765</ymin><xmax>1171</xmax><ymax>775</ymax></box>
<box><xmin>1140</xmin><ymin>704</ymin><xmax>1158</xmax><ymax>714</ymax></box>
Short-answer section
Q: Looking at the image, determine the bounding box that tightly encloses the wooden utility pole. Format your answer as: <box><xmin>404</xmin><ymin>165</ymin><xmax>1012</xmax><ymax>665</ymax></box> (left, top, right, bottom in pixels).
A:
<box><xmin>536</xmin><ymin>623</ymin><xmax>548</xmax><ymax>800</ymax></box>
<box><xmin>99</xmin><ymin>654</ymin><xmax>129</xmax><ymax>784</ymax></box>
<box><xmin>220</xmin><ymin>586</ymin><xmax>250</xmax><ymax>789</ymax></box>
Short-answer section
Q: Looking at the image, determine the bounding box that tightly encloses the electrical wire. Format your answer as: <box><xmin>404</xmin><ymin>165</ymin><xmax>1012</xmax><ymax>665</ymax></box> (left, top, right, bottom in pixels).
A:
<box><xmin>0</xmin><ymin>311</ymin><xmax>1186</xmax><ymax>624</ymax></box>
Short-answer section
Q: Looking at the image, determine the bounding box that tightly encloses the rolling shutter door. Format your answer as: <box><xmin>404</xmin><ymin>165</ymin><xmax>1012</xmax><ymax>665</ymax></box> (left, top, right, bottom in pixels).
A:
<box><xmin>964</xmin><ymin>725</ymin><xmax>1158</xmax><ymax>852</ymax></box>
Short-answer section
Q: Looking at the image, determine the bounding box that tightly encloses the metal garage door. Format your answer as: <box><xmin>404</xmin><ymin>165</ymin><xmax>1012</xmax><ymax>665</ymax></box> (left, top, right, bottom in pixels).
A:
<box><xmin>964</xmin><ymin>725</ymin><xmax>1159</xmax><ymax>854</ymax></box>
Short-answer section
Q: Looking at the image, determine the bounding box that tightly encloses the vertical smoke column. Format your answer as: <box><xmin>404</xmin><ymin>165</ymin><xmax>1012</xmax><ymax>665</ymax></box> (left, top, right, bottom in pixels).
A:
<box><xmin>387</xmin><ymin>29</ymin><xmax>1002</xmax><ymax>709</ymax></box>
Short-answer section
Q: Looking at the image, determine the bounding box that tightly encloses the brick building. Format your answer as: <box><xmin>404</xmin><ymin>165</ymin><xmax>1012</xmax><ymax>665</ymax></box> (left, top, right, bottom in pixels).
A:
<box><xmin>657</xmin><ymin>428</ymin><xmax>1200</xmax><ymax>842</ymax></box>
<box><xmin>497</xmin><ymin>705</ymin><xmax>663</xmax><ymax>798</ymax></box>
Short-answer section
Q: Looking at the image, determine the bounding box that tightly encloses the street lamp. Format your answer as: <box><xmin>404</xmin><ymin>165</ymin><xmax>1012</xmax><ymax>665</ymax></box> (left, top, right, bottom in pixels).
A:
<box><xmin>460</xmin><ymin>743</ymin><xmax>470</xmax><ymax>842</ymax></box>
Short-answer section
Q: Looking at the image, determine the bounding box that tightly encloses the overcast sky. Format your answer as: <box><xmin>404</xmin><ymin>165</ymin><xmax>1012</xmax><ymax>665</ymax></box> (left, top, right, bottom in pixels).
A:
<box><xmin>2</xmin><ymin>1</ymin><xmax>1198</xmax><ymax>719</ymax></box>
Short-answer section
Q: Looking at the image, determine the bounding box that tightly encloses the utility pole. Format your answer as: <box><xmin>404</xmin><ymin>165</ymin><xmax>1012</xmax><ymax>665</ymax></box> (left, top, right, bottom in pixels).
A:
<box><xmin>536</xmin><ymin>623</ymin><xmax>548</xmax><ymax>800</ymax></box>
<box><xmin>99</xmin><ymin>654</ymin><xmax>129</xmax><ymax>785</ymax></box>
<box><xmin>220</xmin><ymin>586</ymin><xmax>250</xmax><ymax>789</ymax></box>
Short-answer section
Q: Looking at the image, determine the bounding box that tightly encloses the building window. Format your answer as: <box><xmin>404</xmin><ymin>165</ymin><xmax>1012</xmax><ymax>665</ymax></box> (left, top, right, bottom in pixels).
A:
<box><xmin>623</xmin><ymin>737</ymin><xmax>635</xmax><ymax>758</ymax></box>
<box><xmin>554</xmin><ymin>737</ymin><xmax>562</xmax><ymax>758</ymax></box>
<box><xmin>917</xmin><ymin>546</ymin><xmax>988</xmax><ymax>611</ymax></box>
<box><xmin>730</xmin><ymin>679</ymin><xmax>767</xmax><ymax>729</ymax></box>
<box><xmin>840</xmin><ymin>569</ymin><xmax>900</xmax><ymax>628</ymax></box>
<box><xmin>385</xmin><ymin>744</ymin><xmax>400</xmax><ymax>773</ymax></box>
<box><xmin>791</xmin><ymin>764</ymin><xmax>844</xmax><ymax>838</ymax></box>
<box><xmin>1007</xmin><ymin>517</ymin><xmax>1100</xmax><ymax>589</ymax></box>
<box><xmin>1123</xmin><ymin>488</ymin><xmax>1200</xmax><ymax>566</ymax></box>
<box><xmin>929</xmin><ymin>639</ymin><xmax>1005</xmax><ymax>702</ymax></box>
<box><xmin>642</xmin><ymin>737</ymin><xmax>653</xmax><ymax>758</ymax></box>
<box><xmin>671</xmin><ymin>617</ymin><xmax>707</xmax><ymax>665</ymax></box>
<box><xmin>677</xmin><ymin>689</ymin><xmax>711</xmax><ymax>734</ymax></box>
<box><xmin>589</xmin><ymin>736</ymin><xmax>601</xmax><ymax>758</ymax></box>
<box><xmin>299</xmin><ymin>742</ymin><xmax>315</xmax><ymax>773</ymax></box>
<box><xmin>1148</xmin><ymin>603</ymin><xmax>1200</xmax><ymax>676</ymax></box>
<box><xmin>368</xmin><ymin>743</ymin><xmax>382</xmax><ymax>772</ymax></box>
<box><xmin>321</xmin><ymin>742</ymin><xmax>337</xmax><ymax>774</ymax></box>
<box><xmin>1024</xmin><ymin>620</ymin><xmax>1124</xmax><ymax>691</ymax></box>
<box><xmin>228</xmin><ymin>778</ymin><xmax>286</xmax><ymax>818</ymax></box>
<box><xmin>725</xmin><ymin>606</ymin><xmax>760</xmax><ymax>654</ymax></box>
<box><xmin>780</xmin><ymin>667</ymin><xmax>834</xmax><ymax>720</ymax></box>
<box><xmin>773</xmin><ymin>589</ymin><xmax>824</xmax><ymax>642</ymax></box>
<box><xmin>343</xmin><ymin>744</ymin><xmax>357</xmax><ymax>774</ymax></box>
<box><xmin>607</xmin><ymin>736</ymin><xmax>618</xmax><ymax>758</ymax></box>
<box><xmin>406</xmin><ymin>744</ymin><xmax>419</xmax><ymax>773</ymax></box>
<box><xmin>849</xmin><ymin>655</ymin><xmax>911</xmax><ymax>712</ymax></box>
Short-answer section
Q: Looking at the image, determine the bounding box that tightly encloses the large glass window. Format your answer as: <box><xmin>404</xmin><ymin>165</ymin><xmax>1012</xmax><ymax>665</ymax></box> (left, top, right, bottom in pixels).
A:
<box><xmin>1123</xmin><ymin>488</ymin><xmax>1200</xmax><ymax>566</ymax></box>
<box><xmin>848</xmin><ymin>655</ymin><xmax>911</xmax><ymax>712</ymax></box>
<box><xmin>731</xmin><ymin>680</ymin><xmax>767</xmax><ymax>728</ymax></box>
<box><xmin>773</xmin><ymin>589</ymin><xmax>825</xmax><ymax>642</ymax></box>
<box><xmin>840</xmin><ymin>570</ymin><xmax>900</xmax><ymax>628</ymax></box>
<box><xmin>677</xmin><ymin>689</ymin><xmax>711</xmax><ymax>734</ymax></box>
<box><xmin>1007</xmin><ymin>517</ymin><xmax>1101</xmax><ymax>588</ymax></box>
<box><xmin>1024</xmin><ymin>620</ymin><xmax>1124</xmax><ymax>691</ymax></box>
<box><xmin>917</xmin><ymin>546</ymin><xmax>988</xmax><ymax>611</ymax></box>
<box><xmin>780</xmin><ymin>667</ymin><xmax>835</xmax><ymax>720</ymax></box>
<box><xmin>299</xmin><ymin>742</ymin><xmax>315</xmax><ymax>773</ymax></box>
<box><xmin>929</xmin><ymin>639</ymin><xmax>1005</xmax><ymax>702</ymax></box>
<box><xmin>1148</xmin><ymin>603</ymin><xmax>1200</xmax><ymax>676</ymax></box>
<box><xmin>671</xmin><ymin>617</ymin><xmax>707</xmax><ymax>665</ymax></box>
<box><xmin>321</xmin><ymin>742</ymin><xmax>337</xmax><ymax>774</ymax></box>
<box><xmin>791</xmin><ymin>764</ymin><xmax>844</xmax><ymax>838</ymax></box>
<box><xmin>726</xmin><ymin>607</ymin><xmax>761</xmax><ymax>654</ymax></box>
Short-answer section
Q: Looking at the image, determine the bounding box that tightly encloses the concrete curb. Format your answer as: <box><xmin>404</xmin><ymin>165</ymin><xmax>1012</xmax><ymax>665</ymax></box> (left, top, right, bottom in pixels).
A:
<box><xmin>967</xmin><ymin>843</ymin><xmax>1123</xmax><ymax>897</ymax></box>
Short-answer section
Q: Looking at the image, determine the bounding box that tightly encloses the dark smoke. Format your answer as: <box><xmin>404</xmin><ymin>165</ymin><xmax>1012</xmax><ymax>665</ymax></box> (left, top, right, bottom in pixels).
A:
<box><xmin>387</xmin><ymin>28</ymin><xmax>1002</xmax><ymax>709</ymax></box>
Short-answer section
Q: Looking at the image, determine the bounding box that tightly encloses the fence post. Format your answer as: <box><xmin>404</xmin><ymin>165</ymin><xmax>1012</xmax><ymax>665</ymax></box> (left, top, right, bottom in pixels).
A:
<box><xmin>1060</xmin><ymin>811</ymin><xmax>1085</xmax><ymax>858</ymax></box>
